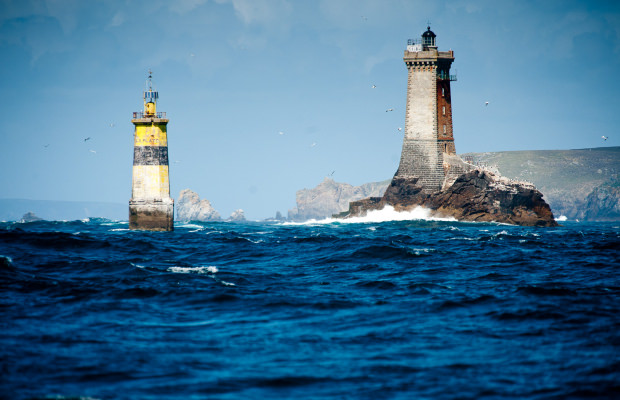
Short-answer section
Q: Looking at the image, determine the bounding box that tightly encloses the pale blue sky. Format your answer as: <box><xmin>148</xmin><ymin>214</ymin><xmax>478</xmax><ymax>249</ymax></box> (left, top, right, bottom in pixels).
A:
<box><xmin>1</xmin><ymin>0</ymin><xmax>618</xmax><ymax>219</ymax></box>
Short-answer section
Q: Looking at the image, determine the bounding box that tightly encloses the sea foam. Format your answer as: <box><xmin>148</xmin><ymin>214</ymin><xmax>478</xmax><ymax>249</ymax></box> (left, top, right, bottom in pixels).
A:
<box><xmin>284</xmin><ymin>205</ymin><xmax>457</xmax><ymax>225</ymax></box>
<box><xmin>168</xmin><ymin>266</ymin><xmax>218</xmax><ymax>274</ymax></box>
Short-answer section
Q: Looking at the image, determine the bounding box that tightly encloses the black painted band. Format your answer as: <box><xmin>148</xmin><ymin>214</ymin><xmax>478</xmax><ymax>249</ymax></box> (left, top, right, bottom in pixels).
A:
<box><xmin>133</xmin><ymin>146</ymin><xmax>169</xmax><ymax>166</ymax></box>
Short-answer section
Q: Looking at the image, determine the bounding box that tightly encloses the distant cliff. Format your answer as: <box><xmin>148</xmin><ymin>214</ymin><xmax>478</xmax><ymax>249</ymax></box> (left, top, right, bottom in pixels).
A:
<box><xmin>582</xmin><ymin>178</ymin><xmax>620</xmax><ymax>221</ymax></box>
<box><xmin>288</xmin><ymin>178</ymin><xmax>389</xmax><ymax>221</ymax></box>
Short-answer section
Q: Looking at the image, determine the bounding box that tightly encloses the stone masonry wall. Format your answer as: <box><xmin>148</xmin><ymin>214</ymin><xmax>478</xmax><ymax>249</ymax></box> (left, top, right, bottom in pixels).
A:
<box><xmin>396</xmin><ymin>59</ymin><xmax>444</xmax><ymax>192</ymax></box>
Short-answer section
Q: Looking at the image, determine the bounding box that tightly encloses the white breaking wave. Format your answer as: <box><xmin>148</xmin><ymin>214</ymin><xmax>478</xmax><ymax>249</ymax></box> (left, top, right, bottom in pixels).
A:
<box><xmin>168</xmin><ymin>266</ymin><xmax>218</xmax><ymax>274</ymax></box>
<box><xmin>556</xmin><ymin>215</ymin><xmax>568</xmax><ymax>222</ymax></box>
<box><xmin>284</xmin><ymin>205</ymin><xmax>457</xmax><ymax>225</ymax></box>
<box><xmin>177</xmin><ymin>223</ymin><xmax>206</xmax><ymax>231</ymax></box>
<box><xmin>167</xmin><ymin>265</ymin><xmax>236</xmax><ymax>286</ymax></box>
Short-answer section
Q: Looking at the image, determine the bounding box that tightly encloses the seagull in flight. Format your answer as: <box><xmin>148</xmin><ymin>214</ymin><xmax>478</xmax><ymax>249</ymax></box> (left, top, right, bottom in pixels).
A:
<box><xmin>278</xmin><ymin>131</ymin><xmax>285</xmax><ymax>135</ymax></box>
<box><xmin>329</xmin><ymin>170</ymin><xmax>335</xmax><ymax>177</ymax></box>
<box><xmin>361</xmin><ymin>16</ymin><xmax>367</xmax><ymax>21</ymax></box>
<box><xmin>89</xmin><ymin>149</ymin><xmax>96</xmax><ymax>154</ymax></box>
<box><xmin>485</xmin><ymin>101</ymin><xmax>489</xmax><ymax>106</ymax></box>
<box><xmin>386</xmin><ymin>108</ymin><xmax>394</xmax><ymax>112</ymax></box>
<box><xmin>43</xmin><ymin>144</ymin><xmax>50</xmax><ymax>148</ymax></box>
<box><xmin>110</xmin><ymin>123</ymin><xmax>115</xmax><ymax>127</ymax></box>
<box><xmin>310</xmin><ymin>142</ymin><xmax>317</xmax><ymax>148</ymax></box>
<box><xmin>371</xmin><ymin>84</ymin><xmax>376</xmax><ymax>89</ymax></box>
<box><xmin>602</xmin><ymin>136</ymin><xmax>608</xmax><ymax>141</ymax></box>
<box><xmin>84</xmin><ymin>137</ymin><xmax>91</xmax><ymax>142</ymax></box>
<box><xmin>397</xmin><ymin>127</ymin><xmax>402</xmax><ymax>132</ymax></box>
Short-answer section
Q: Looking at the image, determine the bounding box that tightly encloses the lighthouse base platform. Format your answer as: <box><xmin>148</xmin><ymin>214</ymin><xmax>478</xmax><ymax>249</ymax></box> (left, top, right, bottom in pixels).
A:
<box><xmin>129</xmin><ymin>199</ymin><xmax>174</xmax><ymax>231</ymax></box>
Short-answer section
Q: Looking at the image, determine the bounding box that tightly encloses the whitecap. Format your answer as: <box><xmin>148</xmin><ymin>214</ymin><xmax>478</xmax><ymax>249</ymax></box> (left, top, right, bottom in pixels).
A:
<box><xmin>177</xmin><ymin>223</ymin><xmax>205</xmax><ymax>230</ymax></box>
<box><xmin>556</xmin><ymin>215</ymin><xmax>568</xmax><ymax>222</ymax></box>
<box><xmin>284</xmin><ymin>205</ymin><xmax>457</xmax><ymax>225</ymax></box>
<box><xmin>168</xmin><ymin>266</ymin><xmax>218</xmax><ymax>274</ymax></box>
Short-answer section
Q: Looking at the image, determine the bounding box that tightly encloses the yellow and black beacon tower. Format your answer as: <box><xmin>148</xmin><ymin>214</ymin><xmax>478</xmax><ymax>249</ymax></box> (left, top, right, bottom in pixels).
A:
<box><xmin>129</xmin><ymin>71</ymin><xmax>174</xmax><ymax>231</ymax></box>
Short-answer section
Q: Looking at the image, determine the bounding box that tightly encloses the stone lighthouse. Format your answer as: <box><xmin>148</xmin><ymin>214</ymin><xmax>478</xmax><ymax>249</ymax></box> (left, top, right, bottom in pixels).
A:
<box><xmin>129</xmin><ymin>71</ymin><xmax>174</xmax><ymax>231</ymax></box>
<box><xmin>395</xmin><ymin>26</ymin><xmax>457</xmax><ymax>193</ymax></box>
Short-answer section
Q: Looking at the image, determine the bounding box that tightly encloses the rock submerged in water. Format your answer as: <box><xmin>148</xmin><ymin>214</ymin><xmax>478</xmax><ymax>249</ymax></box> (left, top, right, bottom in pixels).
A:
<box><xmin>340</xmin><ymin>170</ymin><xmax>558</xmax><ymax>227</ymax></box>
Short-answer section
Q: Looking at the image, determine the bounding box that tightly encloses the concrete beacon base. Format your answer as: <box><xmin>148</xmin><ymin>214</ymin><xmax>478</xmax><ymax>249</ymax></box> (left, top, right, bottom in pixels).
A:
<box><xmin>129</xmin><ymin>200</ymin><xmax>174</xmax><ymax>231</ymax></box>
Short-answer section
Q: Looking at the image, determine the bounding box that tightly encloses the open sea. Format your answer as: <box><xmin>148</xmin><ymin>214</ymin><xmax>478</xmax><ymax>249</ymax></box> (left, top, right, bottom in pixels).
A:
<box><xmin>1</xmin><ymin>211</ymin><xmax>619</xmax><ymax>399</ymax></box>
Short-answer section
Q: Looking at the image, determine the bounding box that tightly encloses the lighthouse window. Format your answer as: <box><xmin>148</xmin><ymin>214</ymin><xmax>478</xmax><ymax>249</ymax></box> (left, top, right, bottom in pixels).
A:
<box><xmin>442</xmin><ymin>106</ymin><xmax>446</xmax><ymax>115</ymax></box>
<box><xmin>441</xmin><ymin>87</ymin><xmax>445</xmax><ymax>97</ymax></box>
<box><xmin>443</xmin><ymin>125</ymin><xmax>447</xmax><ymax>134</ymax></box>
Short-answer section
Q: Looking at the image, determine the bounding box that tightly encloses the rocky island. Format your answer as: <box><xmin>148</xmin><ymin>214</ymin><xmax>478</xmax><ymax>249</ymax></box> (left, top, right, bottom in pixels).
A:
<box><xmin>336</xmin><ymin>26</ymin><xmax>557</xmax><ymax>227</ymax></box>
<box><xmin>339</xmin><ymin>169</ymin><xmax>557</xmax><ymax>227</ymax></box>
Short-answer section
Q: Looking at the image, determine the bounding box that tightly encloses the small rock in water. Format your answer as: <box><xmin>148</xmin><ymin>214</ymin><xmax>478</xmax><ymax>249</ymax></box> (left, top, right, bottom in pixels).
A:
<box><xmin>228</xmin><ymin>209</ymin><xmax>246</xmax><ymax>221</ymax></box>
<box><xmin>20</xmin><ymin>212</ymin><xmax>43</xmax><ymax>222</ymax></box>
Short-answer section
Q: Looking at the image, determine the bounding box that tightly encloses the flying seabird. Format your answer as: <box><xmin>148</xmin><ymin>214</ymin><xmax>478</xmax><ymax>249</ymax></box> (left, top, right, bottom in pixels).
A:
<box><xmin>397</xmin><ymin>127</ymin><xmax>402</xmax><ymax>132</ymax></box>
<box><xmin>84</xmin><ymin>137</ymin><xmax>91</xmax><ymax>142</ymax></box>
<box><xmin>386</xmin><ymin>108</ymin><xmax>394</xmax><ymax>112</ymax></box>
<box><xmin>485</xmin><ymin>101</ymin><xmax>489</xmax><ymax>106</ymax></box>
<box><xmin>602</xmin><ymin>136</ymin><xmax>608</xmax><ymax>141</ymax></box>
<box><xmin>89</xmin><ymin>149</ymin><xmax>96</xmax><ymax>154</ymax></box>
<box><xmin>43</xmin><ymin>144</ymin><xmax>50</xmax><ymax>148</ymax></box>
<box><xmin>310</xmin><ymin>142</ymin><xmax>317</xmax><ymax>148</ymax></box>
<box><xmin>371</xmin><ymin>85</ymin><xmax>376</xmax><ymax>89</ymax></box>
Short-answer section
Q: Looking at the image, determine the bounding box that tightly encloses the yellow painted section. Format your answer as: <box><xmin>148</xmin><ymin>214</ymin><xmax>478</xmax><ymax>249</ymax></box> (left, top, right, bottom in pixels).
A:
<box><xmin>146</xmin><ymin>102</ymin><xmax>156</xmax><ymax>115</ymax></box>
<box><xmin>131</xmin><ymin>165</ymin><xmax>170</xmax><ymax>200</ymax></box>
<box><xmin>134</xmin><ymin>124</ymin><xmax>168</xmax><ymax>146</ymax></box>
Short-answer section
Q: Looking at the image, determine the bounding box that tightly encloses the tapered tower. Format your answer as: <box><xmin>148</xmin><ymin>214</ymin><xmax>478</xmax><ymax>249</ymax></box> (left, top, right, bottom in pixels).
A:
<box><xmin>395</xmin><ymin>26</ymin><xmax>457</xmax><ymax>193</ymax></box>
<box><xmin>129</xmin><ymin>71</ymin><xmax>174</xmax><ymax>231</ymax></box>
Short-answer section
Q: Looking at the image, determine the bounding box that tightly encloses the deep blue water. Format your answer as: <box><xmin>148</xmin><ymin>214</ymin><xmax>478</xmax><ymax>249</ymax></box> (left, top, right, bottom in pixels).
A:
<box><xmin>1</xmin><ymin>218</ymin><xmax>619</xmax><ymax>399</ymax></box>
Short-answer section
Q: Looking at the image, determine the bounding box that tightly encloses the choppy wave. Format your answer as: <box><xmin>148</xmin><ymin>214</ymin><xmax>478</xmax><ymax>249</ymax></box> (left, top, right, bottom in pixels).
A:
<box><xmin>0</xmin><ymin>219</ymin><xmax>618</xmax><ymax>399</ymax></box>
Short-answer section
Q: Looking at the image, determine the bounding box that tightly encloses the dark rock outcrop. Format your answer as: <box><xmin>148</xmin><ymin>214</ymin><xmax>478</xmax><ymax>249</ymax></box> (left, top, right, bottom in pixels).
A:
<box><xmin>340</xmin><ymin>170</ymin><xmax>558</xmax><ymax>227</ymax></box>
